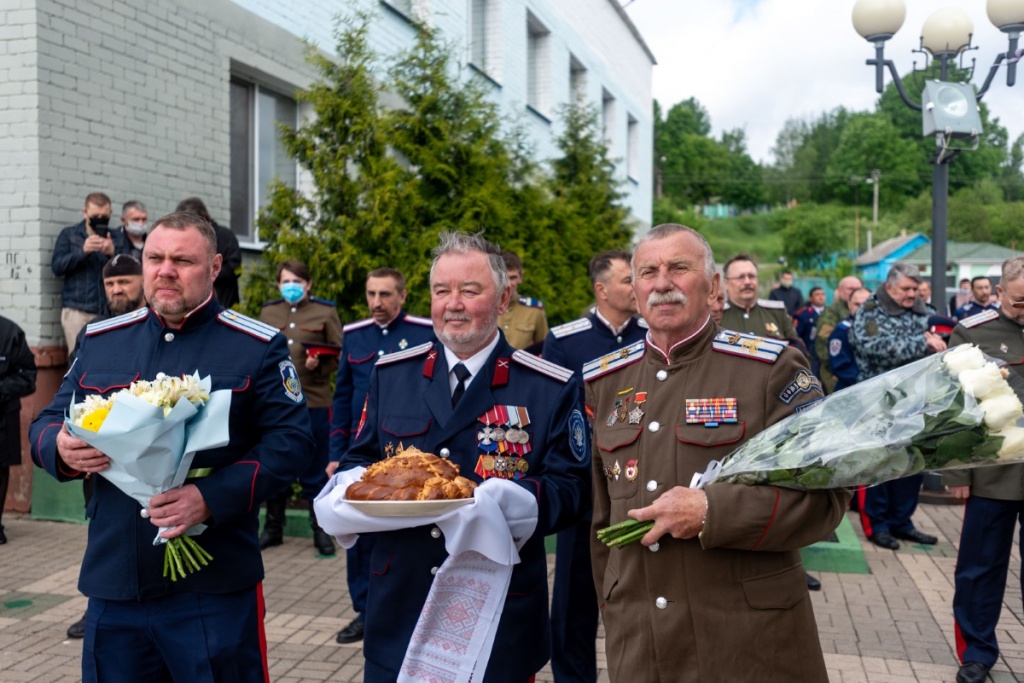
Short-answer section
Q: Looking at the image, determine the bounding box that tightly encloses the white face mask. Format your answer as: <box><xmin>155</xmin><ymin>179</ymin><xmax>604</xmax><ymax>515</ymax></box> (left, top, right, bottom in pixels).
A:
<box><xmin>125</xmin><ymin>221</ymin><xmax>148</xmax><ymax>236</ymax></box>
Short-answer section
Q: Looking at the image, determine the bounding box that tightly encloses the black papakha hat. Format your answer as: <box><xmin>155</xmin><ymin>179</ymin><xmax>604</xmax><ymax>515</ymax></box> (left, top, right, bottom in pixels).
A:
<box><xmin>102</xmin><ymin>253</ymin><xmax>142</xmax><ymax>279</ymax></box>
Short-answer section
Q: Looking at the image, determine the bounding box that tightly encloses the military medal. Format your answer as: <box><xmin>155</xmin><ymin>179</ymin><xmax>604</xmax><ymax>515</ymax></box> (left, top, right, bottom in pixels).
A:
<box><xmin>476</xmin><ymin>406</ymin><xmax>532</xmax><ymax>479</ymax></box>
<box><xmin>612</xmin><ymin>460</ymin><xmax>621</xmax><ymax>481</ymax></box>
<box><xmin>685</xmin><ymin>398</ymin><xmax>738</xmax><ymax>428</ymax></box>
<box><xmin>625</xmin><ymin>459</ymin><xmax>638</xmax><ymax>481</ymax></box>
<box><xmin>399</xmin><ymin>338</ymin><xmax>408</xmax><ymax>350</ymax></box>
<box><xmin>1001</xmin><ymin>343</ymin><xmax>1009</xmax><ymax>353</ymax></box>
<box><xmin>627</xmin><ymin>391</ymin><xmax>647</xmax><ymax>424</ymax></box>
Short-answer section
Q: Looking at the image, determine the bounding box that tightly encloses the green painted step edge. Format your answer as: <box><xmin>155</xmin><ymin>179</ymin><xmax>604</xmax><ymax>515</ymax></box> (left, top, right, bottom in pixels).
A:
<box><xmin>800</xmin><ymin>515</ymin><xmax>870</xmax><ymax>574</ymax></box>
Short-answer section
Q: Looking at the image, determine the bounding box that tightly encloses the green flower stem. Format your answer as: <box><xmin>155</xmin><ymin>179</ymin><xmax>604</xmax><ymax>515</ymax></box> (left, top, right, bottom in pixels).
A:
<box><xmin>606</xmin><ymin>522</ymin><xmax>655</xmax><ymax>548</ymax></box>
<box><xmin>597</xmin><ymin>519</ymin><xmax>656</xmax><ymax>548</ymax></box>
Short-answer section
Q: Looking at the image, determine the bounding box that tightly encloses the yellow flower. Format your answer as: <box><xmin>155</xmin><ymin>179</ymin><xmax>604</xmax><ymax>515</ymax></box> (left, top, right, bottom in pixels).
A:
<box><xmin>80</xmin><ymin>406</ymin><xmax>111</xmax><ymax>432</ymax></box>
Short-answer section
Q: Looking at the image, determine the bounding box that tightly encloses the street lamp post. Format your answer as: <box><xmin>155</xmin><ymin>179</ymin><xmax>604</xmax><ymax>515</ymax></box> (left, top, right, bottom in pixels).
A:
<box><xmin>852</xmin><ymin>0</ymin><xmax>1023</xmax><ymax>304</ymax></box>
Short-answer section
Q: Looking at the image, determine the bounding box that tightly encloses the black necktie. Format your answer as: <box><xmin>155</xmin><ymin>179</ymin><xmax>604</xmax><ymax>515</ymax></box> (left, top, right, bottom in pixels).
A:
<box><xmin>451</xmin><ymin>363</ymin><xmax>471</xmax><ymax>407</ymax></box>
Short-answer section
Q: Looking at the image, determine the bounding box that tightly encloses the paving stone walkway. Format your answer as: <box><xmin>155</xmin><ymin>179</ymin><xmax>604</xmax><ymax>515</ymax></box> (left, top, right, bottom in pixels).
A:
<box><xmin>1</xmin><ymin>504</ymin><xmax>1022</xmax><ymax>682</ymax></box>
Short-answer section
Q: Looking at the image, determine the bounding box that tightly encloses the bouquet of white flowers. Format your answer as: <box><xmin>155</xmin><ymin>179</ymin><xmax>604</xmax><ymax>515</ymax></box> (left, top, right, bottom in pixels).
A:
<box><xmin>599</xmin><ymin>345</ymin><xmax>1024</xmax><ymax>548</ymax></box>
<box><xmin>67</xmin><ymin>372</ymin><xmax>231</xmax><ymax>580</ymax></box>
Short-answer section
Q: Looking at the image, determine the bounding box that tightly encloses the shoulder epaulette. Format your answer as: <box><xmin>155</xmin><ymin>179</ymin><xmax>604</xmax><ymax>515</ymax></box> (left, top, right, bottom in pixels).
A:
<box><xmin>637</xmin><ymin>317</ymin><xmax>649</xmax><ymax>329</ymax></box>
<box><xmin>511</xmin><ymin>349</ymin><xmax>571</xmax><ymax>382</ymax></box>
<box><xmin>375</xmin><ymin>341</ymin><xmax>433</xmax><ymax>366</ymax></box>
<box><xmin>712</xmin><ymin>329</ymin><xmax>786</xmax><ymax>364</ymax></box>
<box><xmin>550</xmin><ymin>318</ymin><xmax>592</xmax><ymax>339</ymax></box>
<box><xmin>758</xmin><ymin>298</ymin><xmax>787</xmax><ymax>310</ymax></box>
<box><xmin>343</xmin><ymin>318</ymin><xmax>376</xmax><ymax>333</ymax></box>
<box><xmin>261</xmin><ymin>298</ymin><xmax>284</xmax><ymax>307</ymax></box>
<box><xmin>583</xmin><ymin>340</ymin><xmax>646</xmax><ymax>382</ymax></box>
<box><xmin>961</xmin><ymin>309</ymin><xmax>999</xmax><ymax>328</ymax></box>
<box><xmin>85</xmin><ymin>308</ymin><xmax>149</xmax><ymax>336</ymax></box>
<box><xmin>837</xmin><ymin>319</ymin><xmax>853</xmax><ymax>330</ymax></box>
<box><xmin>310</xmin><ymin>296</ymin><xmax>336</xmax><ymax>307</ymax></box>
<box><xmin>404</xmin><ymin>314</ymin><xmax>433</xmax><ymax>327</ymax></box>
<box><xmin>217</xmin><ymin>311</ymin><xmax>278</xmax><ymax>342</ymax></box>
<box><xmin>518</xmin><ymin>296</ymin><xmax>544</xmax><ymax>309</ymax></box>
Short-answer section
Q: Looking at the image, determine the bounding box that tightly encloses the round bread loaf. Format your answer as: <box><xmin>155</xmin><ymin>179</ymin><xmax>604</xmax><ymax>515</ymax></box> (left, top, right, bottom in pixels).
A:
<box><xmin>346</xmin><ymin>447</ymin><xmax>477</xmax><ymax>501</ymax></box>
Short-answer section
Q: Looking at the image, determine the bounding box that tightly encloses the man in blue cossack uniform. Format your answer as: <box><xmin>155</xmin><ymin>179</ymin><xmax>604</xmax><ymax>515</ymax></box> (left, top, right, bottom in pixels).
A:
<box><xmin>827</xmin><ymin>287</ymin><xmax>871</xmax><ymax>392</ymax></box>
<box><xmin>542</xmin><ymin>249</ymin><xmax>646</xmax><ymax>683</ymax></box>
<box><xmin>794</xmin><ymin>286</ymin><xmax>826</xmax><ymax>378</ymax></box>
<box><xmin>954</xmin><ymin>276</ymin><xmax>998</xmax><ymax>321</ymax></box>
<box><xmin>322</xmin><ymin>232</ymin><xmax>589</xmax><ymax>682</ymax></box>
<box><xmin>30</xmin><ymin>212</ymin><xmax>313</xmax><ymax>683</ymax></box>
<box><xmin>326</xmin><ymin>266</ymin><xmax>434</xmax><ymax>644</ymax></box>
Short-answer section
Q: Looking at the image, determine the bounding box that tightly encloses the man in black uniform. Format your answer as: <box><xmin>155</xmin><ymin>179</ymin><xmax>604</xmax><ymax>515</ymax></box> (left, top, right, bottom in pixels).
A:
<box><xmin>0</xmin><ymin>315</ymin><xmax>36</xmax><ymax>544</ymax></box>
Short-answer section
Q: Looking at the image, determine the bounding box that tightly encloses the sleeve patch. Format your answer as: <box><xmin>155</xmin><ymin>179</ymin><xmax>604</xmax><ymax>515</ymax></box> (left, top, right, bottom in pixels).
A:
<box><xmin>778</xmin><ymin>368</ymin><xmax>821</xmax><ymax>405</ymax></box>
<box><xmin>280</xmin><ymin>360</ymin><xmax>304</xmax><ymax>403</ymax></box>
<box><xmin>829</xmin><ymin>339</ymin><xmax>842</xmax><ymax>357</ymax></box>
<box><xmin>569</xmin><ymin>409</ymin><xmax>588</xmax><ymax>461</ymax></box>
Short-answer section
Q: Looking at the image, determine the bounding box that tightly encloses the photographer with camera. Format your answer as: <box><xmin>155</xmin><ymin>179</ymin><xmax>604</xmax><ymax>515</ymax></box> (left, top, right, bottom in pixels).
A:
<box><xmin>51</xmin><ymin>192</ymin><xmax>132</xmax><ymax>350</ymax></box>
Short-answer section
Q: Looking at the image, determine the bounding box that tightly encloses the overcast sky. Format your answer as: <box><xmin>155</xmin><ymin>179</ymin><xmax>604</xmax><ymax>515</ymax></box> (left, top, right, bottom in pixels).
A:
<box><xmin>623</xmin><ymin>0</ymin><xmax>1022</xmax><ymax>166</ymax></box>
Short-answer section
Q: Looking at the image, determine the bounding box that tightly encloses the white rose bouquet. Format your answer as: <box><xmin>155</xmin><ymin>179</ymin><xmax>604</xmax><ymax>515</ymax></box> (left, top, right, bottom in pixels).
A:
<box><xmin>599</xmin><ymin>346</ymin><xmax>1024</xmax><ymax>548</ymax></box>
<box><xmin>67</xmin><ymin>372</ymin><xmax>231</xmax><ymax>580</ymax></box>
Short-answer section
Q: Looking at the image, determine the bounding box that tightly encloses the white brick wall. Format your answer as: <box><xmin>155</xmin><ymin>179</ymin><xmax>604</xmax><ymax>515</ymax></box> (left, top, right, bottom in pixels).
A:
<box><xmin>0</xmin><ymin>0</ymin><xmax>46</xmax><ymax>341</ymax></box>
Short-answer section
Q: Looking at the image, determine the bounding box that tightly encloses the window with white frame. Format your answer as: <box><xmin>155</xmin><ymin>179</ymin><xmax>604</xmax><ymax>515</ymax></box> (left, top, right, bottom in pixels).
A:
<box><xmin>602</xmin><ymin>88</ymin><xmax>616</xmax><ymax>149</ymax></box>
<box><xmin>470</xmin><ymin>0</ymin><xmax>501</xmax><ymax>79</ymax></box>
<box><xmin>627</xmin><ymin>113</ymin><xmax>639</xmax><ymax>180</ymax></box>
<box><xmin>569</xmin><ymin>55</ymin><xmax>587</xmax><ymax>102</ymax></box>
<box><xmin>229</xmin><ymin>76</ymin><xmax>298</xmax><ymax>243</ymax></box>
<box><xmin>526</xmin><ymin>12</ymin><xmax>550</xmax><ymax>116</ymax></box>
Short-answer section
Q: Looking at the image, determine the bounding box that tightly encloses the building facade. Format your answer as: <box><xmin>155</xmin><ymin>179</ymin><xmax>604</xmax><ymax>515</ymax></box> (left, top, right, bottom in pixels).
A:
<box><xmin>1</xmin><ymin>0</ymin><xmax>654</xmax><ymax>512</ymax></box>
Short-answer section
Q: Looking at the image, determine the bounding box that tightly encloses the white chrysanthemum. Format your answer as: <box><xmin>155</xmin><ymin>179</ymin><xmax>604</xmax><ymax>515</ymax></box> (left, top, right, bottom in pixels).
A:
<box><xmin>959</xmin><ymin>362</ymin><xmax>1008</xmax><ymax>400</ymax></box>
<box><xmin>943</xmin><ymin>344</ymin><xmax>986</xmax><ymax>379</ymax></box>
<box><xmin>980</xmin><ymin>393</ymin><xmax>1024</xmax><ymax>432</ymax></box>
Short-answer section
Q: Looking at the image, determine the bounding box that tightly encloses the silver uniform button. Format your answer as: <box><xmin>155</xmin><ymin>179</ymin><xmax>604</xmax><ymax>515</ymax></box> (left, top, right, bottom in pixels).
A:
<box><xmin>656</xmin><ymin>370</ymin><xmax>668</xmax><ymax>381</ymax></box>
<box><xmin>289</xmin><ymin>322</ymin><xmax>296</xmax><ymax>329</ymax></box>
<box><xmin>382</xmin><ymin>329</ymin><xmax>389</xmax><ymax>336</ymax></box>
<box><xmin>430</xmin><ymin>566</ymin><xmax>438</xmax><ymax>575</ymax></box>
<box><xmin>439</xmin><ymin>448</ymin><xmax>451</xmax><ymax>458</ymax></box>
<box><xmin>649</xmin><ymin>421</ymin><xmax>660</xmax><ymax>432</ymax></box>
<box><xmin>656</xmin><ymin>597</ymin><xmax>668</xmax><ymax>609</ymax></box>
<box><xmin>649</xmin><ymin>542</ymin><xmax>660</xmax><ymax>552</ymax></box>
<box><xmin>430</xmin><ymin>527</ymin><xmax>441</xmax><ymax>539</ymax></box>
<box><xmin>287</xmin><ymin>339</ymin><xmax>294</xmax><ymax>346</ymax></box>
<box><xmin>290</xmin><ymin>307</ymin><xmax>297</xmax><ymax>313</ymax></box>
<box><xmin>616</xmin><ymin>335</ymin><xmax>622</xmax><ymax>343</ymax></box>
<box><xmin>646</xmin><ymin>480</ymin><xmax>657</xmax><ymax>492</ymax></box>
<box><xmin>163</xmin><ymin>333</ymin><xmax>174</xmax><ymax>342</ymax></box>
<box><xmin>378</xmin><ymin>350</ymin><xmax>384</xmax><ymax>356</ymax></box>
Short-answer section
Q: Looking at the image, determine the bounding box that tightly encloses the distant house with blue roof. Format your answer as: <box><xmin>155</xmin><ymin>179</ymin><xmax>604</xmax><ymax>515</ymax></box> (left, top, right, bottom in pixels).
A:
<box><xmin>853</xmin><ymin>232</ymin><xmax>1021</xmax><ymax>291</ymax></box>
<box><xmin>853</xmin><ymin>232</ymin><xmax>930</xmax><ymax>285</ymax></box>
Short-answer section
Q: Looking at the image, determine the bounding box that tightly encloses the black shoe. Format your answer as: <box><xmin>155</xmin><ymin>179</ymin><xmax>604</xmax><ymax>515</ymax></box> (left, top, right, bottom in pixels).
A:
<box><xmin>893</xmin><ymin>528</ymin><xmax>938</xmax><ymax>545</ymax></box>
<box><xmin>805</xmin><ymin>573</ymin><xmax>821</xmax><ymax>591</ymax></box>
<box><xmin>336</xmin><ymin>617</ymin><xmax>365</xmax><ymax>644</ymax></box>
<box><xmin>0</xmin><ymin>526</ymin><xmax>6</xmax><ymax>545</ymax></box>
<box><xmin>313</xmin><ymin>527</ymin><xmax>336</xmax><ymax>556</ymax></box>
<box><xmin>956</xmin><ymin>662</ymin><xmax>991</xmax><ymax>683</ymax></box>
<box><xmin>66</xmin><ymin>616</ymin><xmax>86</xmax><ymax>639</ymax></box>
<box><xmin>259</xmin><ymin>529</ymin><xmax>283</xmax><ymax>550</ymax></box>
<box><xmin>870</xmin><ymin>533</ymin><xmax>900</xmax><ymax>550</ymax></box>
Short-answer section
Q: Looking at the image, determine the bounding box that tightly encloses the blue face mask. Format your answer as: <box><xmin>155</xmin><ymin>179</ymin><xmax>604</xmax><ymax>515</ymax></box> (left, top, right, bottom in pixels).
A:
<box><xmin>280</xmin><ymin>282</ymin><xmax>305</xmax><ymax>304</ymax></box>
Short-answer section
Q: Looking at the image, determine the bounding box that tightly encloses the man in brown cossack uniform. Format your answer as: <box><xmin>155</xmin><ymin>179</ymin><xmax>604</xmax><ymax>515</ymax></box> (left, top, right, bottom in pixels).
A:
<box><xmin>585</xmin><ymin>224</ymin><xmax>850</xmax><ymax>683</ymax></box>
<box><xmin>944</xmin><ymin>256</ymin><xmax>1024</xmax><ymax>683</ymax></box>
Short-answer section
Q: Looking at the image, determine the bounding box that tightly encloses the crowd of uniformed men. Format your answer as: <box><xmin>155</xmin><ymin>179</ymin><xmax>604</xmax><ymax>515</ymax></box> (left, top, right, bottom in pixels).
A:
<box><xmin>11</xmin><ymin>191</ymin><xmax>1024</xmax><ymax>683</ymax></box>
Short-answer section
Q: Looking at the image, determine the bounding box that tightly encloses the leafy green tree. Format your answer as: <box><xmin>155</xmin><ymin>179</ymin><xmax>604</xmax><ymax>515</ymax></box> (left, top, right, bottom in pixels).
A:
<box><xmin>778</xmin><ymin>204</ymin><xmax>849</xmax><ymax>269</ymax></box>
<box><xmin>241</xmin><ymin>13</ymin><xmax>412</xmax><ymax>320</ymax></box>
<box><xmin>242</xmin><ymin>14</ymin><xmax>631</xmax><ymax>326</ymax></box>
<box><xmin>655</xmin><ymin>98</ymin><xmax>729</xmax><ymax>206</ymax></box>
<box><xmin>824</xmin><ymin>113</ymin><xmax>923</xmax><ymax>205</ymax></box>
<box><xmin>719</xmin><ymin>128</ymin><xmax>765</xmax><ymax>209</ymax></box>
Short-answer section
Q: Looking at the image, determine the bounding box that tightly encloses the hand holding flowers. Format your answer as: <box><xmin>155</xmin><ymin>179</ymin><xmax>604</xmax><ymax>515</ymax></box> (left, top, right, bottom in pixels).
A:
<box><xmin>65</xmin><ymin>372</ymin><xmax>231</xmax><ymax>580</ymax></box>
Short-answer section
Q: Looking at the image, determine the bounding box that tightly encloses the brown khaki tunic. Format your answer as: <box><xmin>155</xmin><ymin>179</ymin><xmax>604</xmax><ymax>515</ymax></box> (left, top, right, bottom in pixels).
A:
<box><xmin>943</xmin><ymin>310</ymin><xmax>1024</xmax><ymax>497</ymax></box>
<box><xmin>498</xmin><ymin>296</ymin><xmax>549</xmax><ymax>349</ymax></box>
<box><xmin>260</xmin><ymin>297</ymin><xmax>343</xmax><ymax>408</ymax></box>
<box><xmin>721</xmin><ymin>298</ymin><xmax>798</xmax><ymax>342</ymax></box>
<box><xmin>586</xmin><ymin>322</ymin><xmax>850</xmax><ymax>683</ymax></box>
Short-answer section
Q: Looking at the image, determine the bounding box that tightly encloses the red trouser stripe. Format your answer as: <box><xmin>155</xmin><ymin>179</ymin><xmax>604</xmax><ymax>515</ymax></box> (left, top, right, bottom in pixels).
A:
<box><xmin>955</xmin><ymin>621</ymin><xmax>968</xmax><ymax>663</ymax></box>
<box><xmin>856</xmin><ymin>486</ymin><xmax>873</xmax><ymax>537</ymax></box>
<box><xmin>257</xmin><ymin>582</ymin><xmax>270</xmax><ymax>683</ymax></box>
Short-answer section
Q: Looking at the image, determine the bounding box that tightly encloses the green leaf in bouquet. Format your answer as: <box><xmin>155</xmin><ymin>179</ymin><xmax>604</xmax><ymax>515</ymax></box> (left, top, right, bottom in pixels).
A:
<box><xmin>969</xmin><ymin>433</ymin><xmax>1003</xmax><ymax>463</ymax></box>
<box><xmin>766</xmin><ymin>469</ymin><xmax>798</xmax><ymax>484</ymax></box>
<box><xmin>795</xmin><ymin>467</ymin><xmax>834</xmax><ymax>488</ymax></box>
<box><xmin>932</xmin><ymin>431</ymin><xmax>986</xmax><ymax>467</ymax></box>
